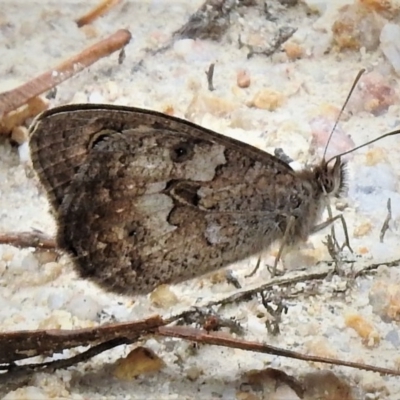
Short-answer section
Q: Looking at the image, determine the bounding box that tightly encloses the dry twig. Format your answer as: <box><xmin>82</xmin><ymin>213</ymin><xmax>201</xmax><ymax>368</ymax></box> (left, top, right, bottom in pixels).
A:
<box><xmin>76</xmin><ymin>0</ymin><xmax>122</xmax><ymax>27</ymax></box>
<box><xmin>0</xmin><ymin>231</ymin><xmax>56</xmax><ymax>249</ymax></box>
<box><xmin>0</xmin><ymin>29</ymin><xmax>131</xmax><ymax>119</ymax></box>
<box><xmin>157</xmin><ymin>326</ymin><xmax>400</xmax><ymax>376</ymax></box>
<box><xmin>380</xmin><ymin>198</ymin><xmax>392</xmax><ymax>243</ymax></box>
<box><xmin>206</xmin><ymin>63</ymin><xmax>216</xmax><ymax>91</ymax></box>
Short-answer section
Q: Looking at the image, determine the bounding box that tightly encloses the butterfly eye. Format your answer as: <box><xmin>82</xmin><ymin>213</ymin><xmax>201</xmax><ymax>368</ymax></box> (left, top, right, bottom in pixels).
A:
<box><xmin>170</xmin><ymin>141</ymin><xmax>194</xmax><ymax>163</ymax></box>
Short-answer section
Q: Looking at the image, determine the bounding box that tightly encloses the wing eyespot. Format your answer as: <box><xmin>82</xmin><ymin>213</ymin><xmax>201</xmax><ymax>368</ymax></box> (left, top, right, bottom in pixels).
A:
<box><xmin>125</xmin><ymin>223</ymin><xmax>146</xmax><ymax>244</ymax></box>
<box><xmin>88</xmin><ymin>130</ymin><xmax>113</xmax><ymax>150</ymax></box>
<box><xmin>170</xmin><ymin>141</ymin><xmax>194</xmax><ymax>163</ymax></box>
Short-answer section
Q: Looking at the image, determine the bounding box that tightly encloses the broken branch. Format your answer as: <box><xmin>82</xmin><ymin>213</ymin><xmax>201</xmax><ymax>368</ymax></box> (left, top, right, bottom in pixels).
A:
<box><xmin>0</xmin><ymin>231</ymin><xmax>56</xmax><ymax>249</ymax></box>
<box><xmin>0</xmin><ymin>29</ymin><xmax>131</xmax><ymax>118</ymax></box>
<box><xmin>157</xmin><ymin>326</ymin><xmax>400</xmax><ymax>376</ymax></box>
<box><xmin>379</xmin><ymin>198</ymin><xmax>392</xmax><ymax>243</ymax></box>
<box><xmin>76</xmin><ymin>0</ymin><xmax>122</xmax><ymax>28</ymax></box>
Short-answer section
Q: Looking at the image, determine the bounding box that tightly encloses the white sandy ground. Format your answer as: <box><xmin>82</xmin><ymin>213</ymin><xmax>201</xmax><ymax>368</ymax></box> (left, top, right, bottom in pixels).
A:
<box><xmin>2</xmin><ymin>0</ymin><xmax>400</xmax><ymax>399</ymax></box>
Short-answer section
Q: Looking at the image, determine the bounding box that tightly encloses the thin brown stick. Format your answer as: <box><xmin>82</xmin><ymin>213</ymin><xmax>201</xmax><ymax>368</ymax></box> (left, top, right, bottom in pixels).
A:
<box><xmin>0</xmin><ymin>29</ymin><xmax>131</xmax><ymax>118</ymax></box>
<box><xmin>206</xmin><ymin>63</ymin><xmax>216</xmax><ymax>91</ymax></box>
<box><xmin>380</xmin><ymin>198</ymin><xmax>392</xmax><ymax>243</ymax></box>
<box><xmin>0</xmin><ymin>231</ymin><xmax>56</xmax><ymax>249</ymax></box>
<box><xmin>76</xmin><ymin>0</ymin><xmax>122</xmax><ymax>28</ymax></box>
<box><xmin>157</xmin><ymin>326</ymin><xmax>400</xmax><ymax>376</ymax></box>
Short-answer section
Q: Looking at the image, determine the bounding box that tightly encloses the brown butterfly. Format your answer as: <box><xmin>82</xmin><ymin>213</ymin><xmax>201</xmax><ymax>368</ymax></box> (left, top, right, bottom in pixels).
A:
<box><xmin>29</xmin><ymin>103</ymin><xmax>349</xmax><ymax>295</ymax></box>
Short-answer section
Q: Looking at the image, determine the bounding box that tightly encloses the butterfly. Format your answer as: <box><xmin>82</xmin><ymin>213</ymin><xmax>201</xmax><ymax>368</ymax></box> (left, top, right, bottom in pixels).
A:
<box><xmin>29</xmin><ymin>103</ymin><xmax>347</xmax><ymax>295</ymax></box>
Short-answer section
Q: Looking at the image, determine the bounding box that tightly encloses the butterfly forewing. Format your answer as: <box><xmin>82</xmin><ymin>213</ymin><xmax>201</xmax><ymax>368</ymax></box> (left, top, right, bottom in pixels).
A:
<box><xmin>29</xmin><ymin>104</ymin><xmax>335</xmax><ymax>295</ymax></box>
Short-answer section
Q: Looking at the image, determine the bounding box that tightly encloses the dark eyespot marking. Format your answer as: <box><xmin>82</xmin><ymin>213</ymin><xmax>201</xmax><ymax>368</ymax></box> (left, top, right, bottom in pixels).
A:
<box><xmin>119</xmin><ymin>154</ymin><xmax>128</xmax><ymax>164</ymax></box>
<box><xmin>170</xmin><ymin>141</ymin><xmax>195</xmax><ymax>163</ymax></box>
<box><xmin>125</xmin><ymin>222</ymin><xmax>146</xmax><ymax>243</ymax></box>
<box><xmin>89</xmin><ymin>130</ymin><xmax>140</xmax><ymax>157</ymax></box>
<box><xmin>89</xmin><ymin>132</ymin><xmax>112</xmax><ymax>149</ymax></box>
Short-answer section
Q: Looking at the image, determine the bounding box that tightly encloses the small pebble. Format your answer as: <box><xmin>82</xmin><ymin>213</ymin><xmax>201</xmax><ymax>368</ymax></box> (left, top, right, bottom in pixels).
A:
<box><xmin>249</xmin><ymin>89</ymin><xmax>285</xmax><ymax>111</ymax></box>
<box><xmin>150</xmin><ymin>284</ymin><xmax>179</xmax><ymax>308</ymax></box>
<box><xmin>236</xmin><ymin>69</ymin><xmax>251</xmax><ymax>88</ymax></box>
<box><xmin>283</xmin><ymin>41</ymin><xmax>303</xmax><ymax>60</ymax></box>
<box><xmin>344</xmin><ymin>312</ymin><xmax>380</xmax><ymax>347</ymax></box>
<box><xmin>186</xmin><ymin>366</ymin><xmax>203</xmax><ymax>381</ymax></box>
<box><xmin>113</xmin><ymin>347</ymin><xmax>165</xmax><ymax>380</ymax></box>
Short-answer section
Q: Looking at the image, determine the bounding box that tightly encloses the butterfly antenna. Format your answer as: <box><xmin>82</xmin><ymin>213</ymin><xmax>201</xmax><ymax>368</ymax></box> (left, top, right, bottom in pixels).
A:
<box><xmin>327</xmin><ymin>129</ymin><xmax>400</xmax><ymax>164</ymax></box>
<box><xmin>323</xmin><ymin>69</ymin><xmax>366</xmax><ymax>160</ymax></box>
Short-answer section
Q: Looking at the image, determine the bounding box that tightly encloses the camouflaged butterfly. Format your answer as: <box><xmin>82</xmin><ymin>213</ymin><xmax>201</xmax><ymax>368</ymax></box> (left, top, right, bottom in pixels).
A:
<box><xmin>29</xmin><ymin>104</ymin><xmax>345</xmax><ymax>295</ymax></box>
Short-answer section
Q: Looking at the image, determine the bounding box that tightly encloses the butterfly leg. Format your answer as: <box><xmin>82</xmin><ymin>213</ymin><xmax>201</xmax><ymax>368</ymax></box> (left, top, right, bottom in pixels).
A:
<box><xmin>246</xmin><ymin>250</ymin><xmax>286</xmax><ymax>279</ymax></box>
<box><xmin>245</xmin><ymin>257</ymin><xmax>262</xmax><ymax>278</ymax></box>
<box><xmin>312</xmin><ymin>214</ymin><xmax>353</xmax><ymax>253</ymax></box>
<box><xmin>268</xmin><ymin>215</ymin><xmax>296</xmax><ymax>277</ymax></box>
<box><xmin>246</xmin><ymin>216</ymin><xmax>296</xmax><ymax>279</ymax></box>
<box><xmin>249</xmin><ymin>215</ymin><xmax>352</xmax><ymax>279</ymax></box>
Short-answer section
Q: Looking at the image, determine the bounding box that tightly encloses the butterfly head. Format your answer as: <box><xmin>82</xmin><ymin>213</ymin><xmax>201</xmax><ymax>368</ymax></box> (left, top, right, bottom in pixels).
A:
<box><xmin>315</xmin><ymin>157</ymin><xmax>347</xmax><ymax>198</ymax></box>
